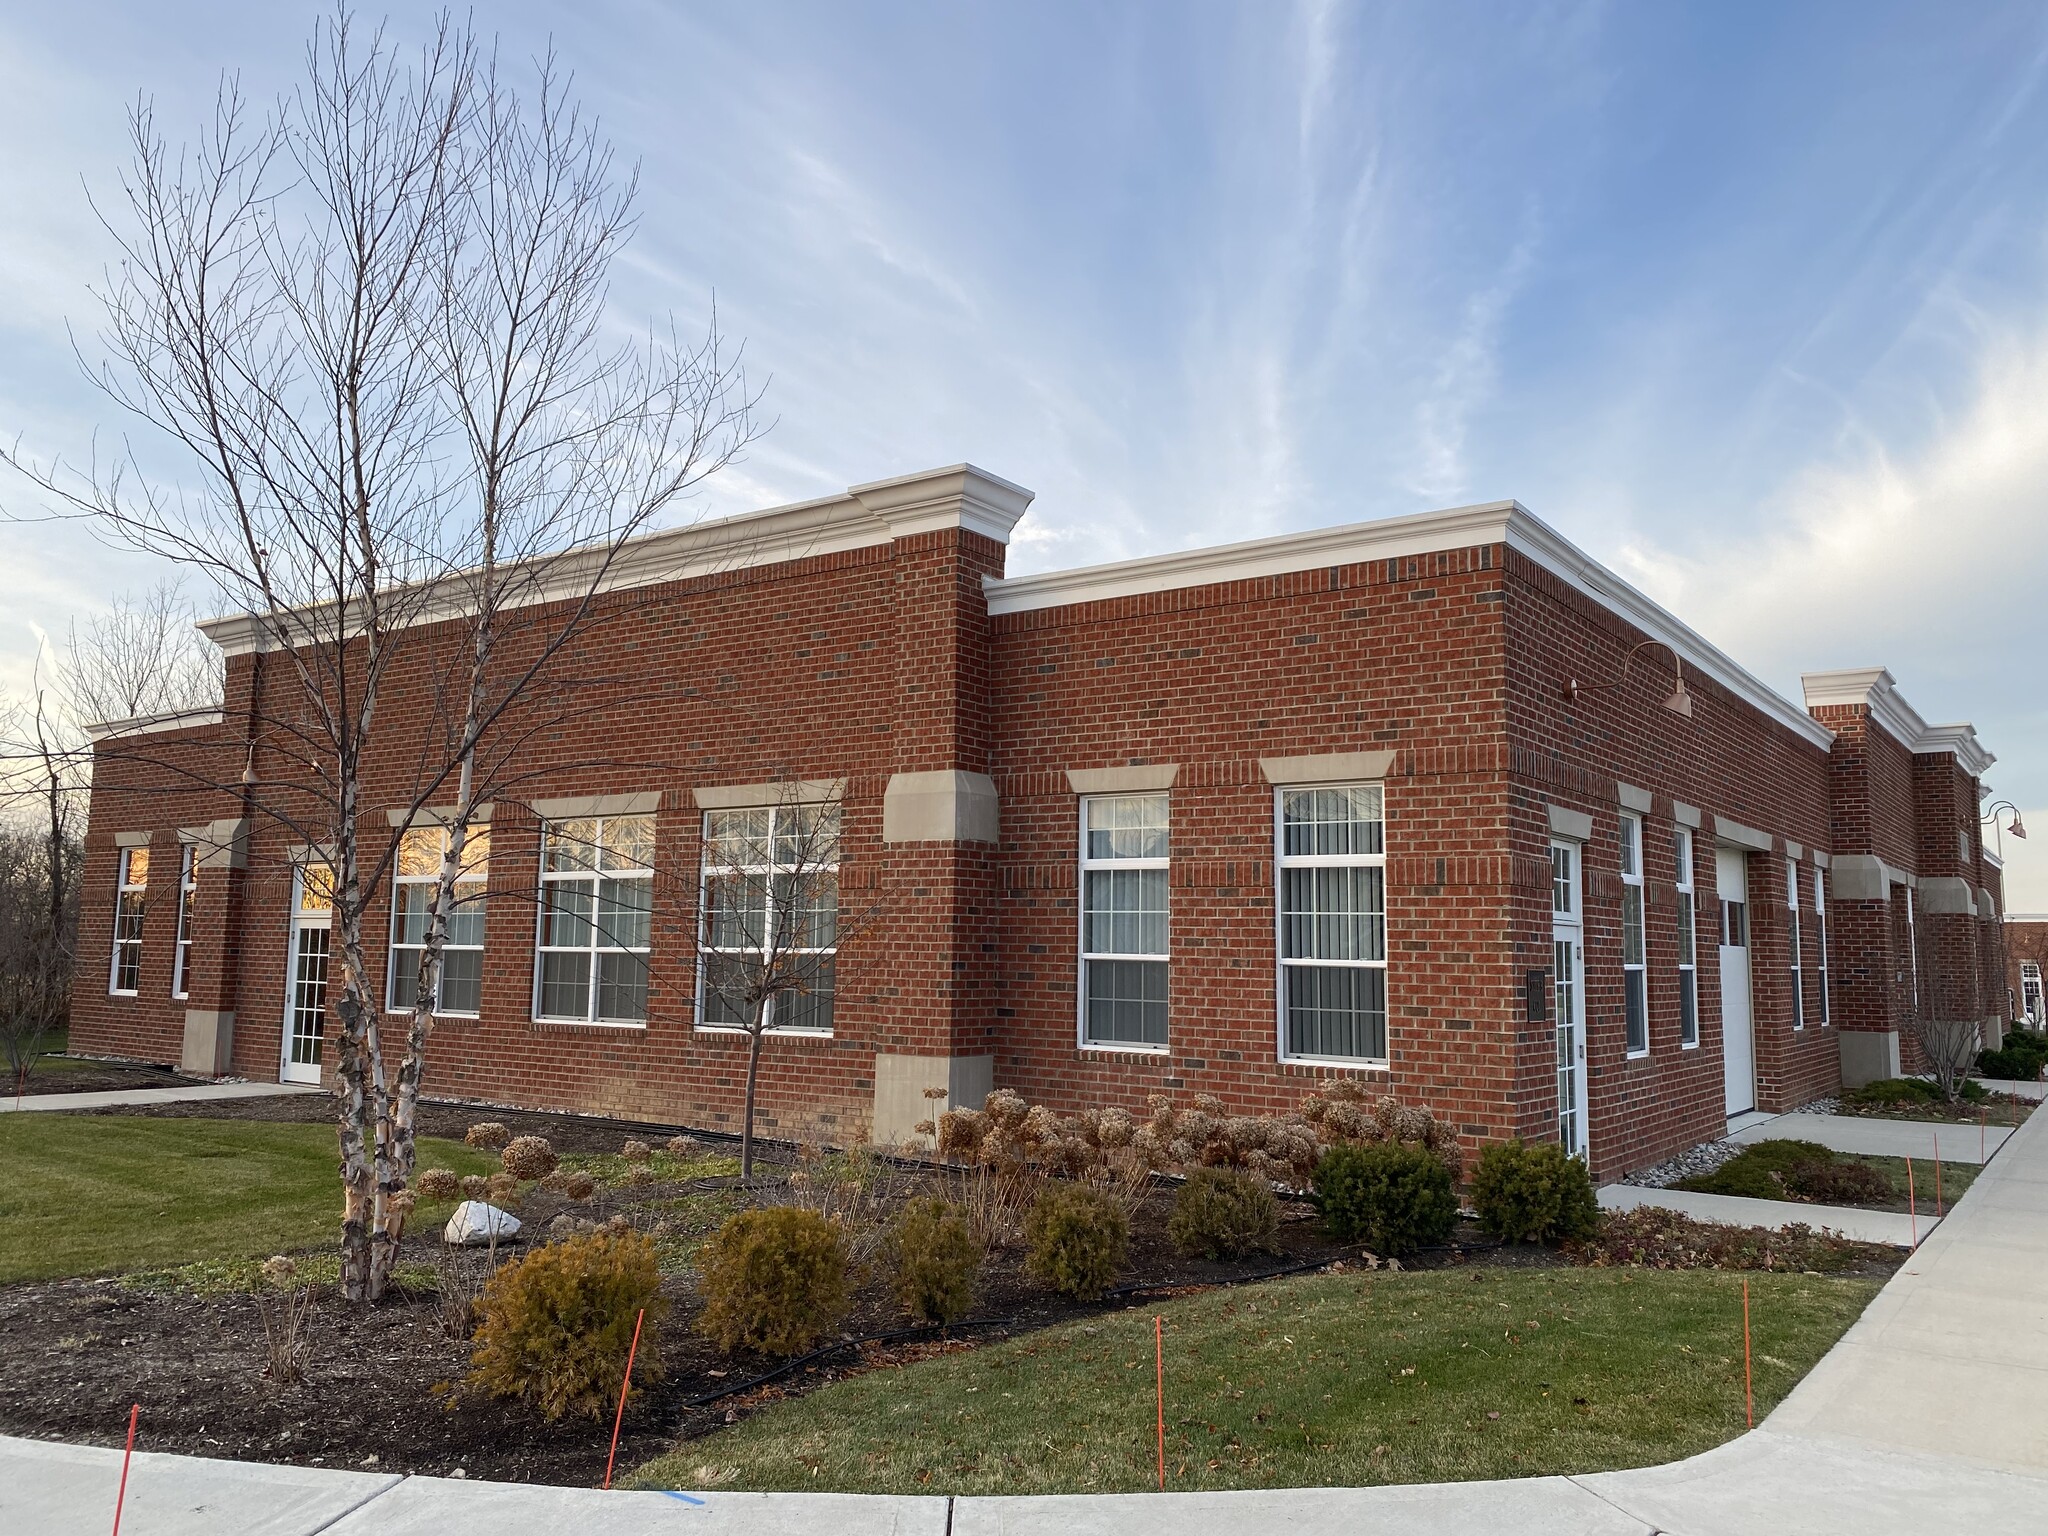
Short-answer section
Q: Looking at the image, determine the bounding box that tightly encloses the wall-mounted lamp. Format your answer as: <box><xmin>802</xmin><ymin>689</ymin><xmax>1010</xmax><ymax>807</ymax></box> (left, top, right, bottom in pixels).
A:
<box><xmin>1564</xmin><ymin>639</ymin><xmax>1693</xmax><ymax>719</ymax></box>
<box><xmin>1984</xmin><ymin>800</ymin><xmax>2028</xmax><ymax>842</ymax></box>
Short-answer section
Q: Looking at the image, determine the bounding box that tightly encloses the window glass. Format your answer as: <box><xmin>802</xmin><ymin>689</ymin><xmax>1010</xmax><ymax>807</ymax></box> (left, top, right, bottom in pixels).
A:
<box><xmin>1621</xmin><ymin>816</ymin><xmax>1648</xmax><ymax>1055</ymax></box>
<box><xmin>536</xmin><ymin>815</ymin><xmax>652</xmax><ymax>1024</ymax></box>
<box><xmin>1787</xmin><ymin>862</ymin><xmax>1805</xmax><ymax>1029</ymax></box>
<box><xmin>389</xmin><ymin>825</ymin><xmax>489</xmax><ymax>1016</ymax></box>
<box><xmin>1278</xmin><ymin>785</ymin><xmax>1387</xmax><ymax>1062</ymax></box>
<box><xmin>111</xmin><ymin>846</ymin><xmax>150</xmax><ymax>995</ymax></box>
<box><xmin>172</xmin><ymin>845</ymin><xmax>197</xmax><ymax>1000</ymax></box>
<box><xmin>698</xmin><ymin>803</ymin><xmax>839</xmax><ymax>1035</ymax></box>
<box><xmin>1081</xmin><ymin>794</ymin><xmax>1169</xmax><ymax>1047</ymax></box>
<box><xmin>1675</xmin><ymin>829</ymin><xmax>1698</xmax><ymax>1048</ymax></box>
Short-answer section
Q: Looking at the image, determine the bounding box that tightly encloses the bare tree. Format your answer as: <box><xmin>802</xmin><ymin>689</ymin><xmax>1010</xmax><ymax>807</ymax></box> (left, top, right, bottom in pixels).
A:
<box><xmin>0</xmin><ymin>675</ymin><xmax>81</xmax><ymax>1093</ymax></box>
<box><xmin>1906</xmin><ymin>910</ymin><xmax>1986</xmax><ymax>1103</ymax></box>
<box><xmin>2</xmin><ymin>9</ymin><xmax>760</xmax><ymax>1299</ymax></box>
<box><xmin>695</xmin><ymin>789</ymin><xmax>878</xmax><ymax>1181</ymax></box>
<box><xmin>57</xmin><ymin>580</ymin><xmax>222</xmax><ymax>733</ymax></box>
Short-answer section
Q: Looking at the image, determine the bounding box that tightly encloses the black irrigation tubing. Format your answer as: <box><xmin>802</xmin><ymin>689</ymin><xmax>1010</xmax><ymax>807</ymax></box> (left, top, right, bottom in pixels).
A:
<box><xmin>673</xmin><ymin>1251</ymin><xmax>1367</xmax><ymax>1415</ymax></box>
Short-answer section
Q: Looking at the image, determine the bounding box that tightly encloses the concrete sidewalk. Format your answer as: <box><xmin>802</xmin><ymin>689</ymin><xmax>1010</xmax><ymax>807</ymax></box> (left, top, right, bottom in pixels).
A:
<box><xmin>1732</xmin><ymin>1110</ymin><xmax>2011</xmax><ymax>1165</ymax></box>
<box><xmin>1597</xmin><ymin>1181</ymin><xmax>1933</xmax><ymax>1247</ymax></box>
<box><xmin>0</xmin><ymin>1081</ymin><xmax>323</xmax><ymax>1113</ymax></box>
<box><xmin>6</xmin><ymin>1090</ymin><xmax>2044</xmax><ymax>1534</ymax></box>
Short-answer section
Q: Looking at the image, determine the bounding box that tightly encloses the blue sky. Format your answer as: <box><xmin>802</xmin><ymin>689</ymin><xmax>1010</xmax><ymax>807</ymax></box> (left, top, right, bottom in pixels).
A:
<box><xmin>3</xmin><ymin>1</ymin><xmax>2046</xmax><ymax>903</ymax></box>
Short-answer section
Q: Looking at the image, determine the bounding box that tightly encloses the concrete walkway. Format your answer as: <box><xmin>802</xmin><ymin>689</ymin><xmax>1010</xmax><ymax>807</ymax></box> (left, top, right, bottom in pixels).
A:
<box><xmin>5</xmin><ymin>1094</ymin><xmax>2044</xmax><ymax>1535</ymax></box>
<box><xmin>1598</xmin><ymin>1181</ymin><xmax>1934</xmax><ymax>1247</ymax></box>
<box><xmin>0</xmin><ymin>1080</ymin><xmax>323</xmax><ymax>1113</ymax></box>
<box><xmin>1731</xmin><ymin>1109</ymin><xmax>2011</xmax><ymax>1164</ymax></box>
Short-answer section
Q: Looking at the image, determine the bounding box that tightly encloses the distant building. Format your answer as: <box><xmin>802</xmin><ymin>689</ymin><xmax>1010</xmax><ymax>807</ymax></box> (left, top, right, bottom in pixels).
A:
<box><xmin>73</xmin><ymin>466</ymin><xmax>2013</xmax><ymax>1180</ymax></box>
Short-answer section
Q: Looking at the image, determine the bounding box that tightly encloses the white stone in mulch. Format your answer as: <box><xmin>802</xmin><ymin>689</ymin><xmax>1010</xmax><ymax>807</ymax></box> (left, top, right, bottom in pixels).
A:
<box><xmin>443</xmin><ymin>1202</ymin><xmax>520</xmax><ymax>1245</ymax></box>
<box><xmin>1622</xmin><ymin>1139</ymin><xmax>1743</xmax><ymax>1188</ymax></box>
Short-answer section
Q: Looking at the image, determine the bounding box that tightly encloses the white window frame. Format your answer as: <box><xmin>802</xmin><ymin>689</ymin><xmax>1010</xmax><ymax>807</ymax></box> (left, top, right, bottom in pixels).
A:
<box><xmin>1077</xmin><ymin>793</ymin><xmax>1170</xmax><ymax>1053</ymax></box>
<box><xmin>387</xmin><ymin>824</ymin><xmax>489</xmax><ymax>1019</ymax></box>
<box><xmin>696</xmin><ymin>803</ymin><xmax>840</xmax><ymax>1037</ymax></box>
<box><xmin>1814</xmin><ymin>867</ymin><xmax>1831</xmax><ymax>1027</ymax></box>
<box><xmin>1787</xmin><ymin>861</ymin><xmax>1805</xmax><ymax>1030</ymax></box>
<box><xmin>110</xmin><ymin>845</ymin><xmax>149</xmax><ymax>996</ymax></box>
<box><xmin>1552</xmin><ymin>838</ymin><xmax>1590</xmax><ymax>1159</ymax></box>
<box><xmin>2022</xmin><ymin>961</ymin><xmax>2044</xmax><ymax>1025</ymax></box>
<box><xmin>1274</xmin><ymin>783</ymin><xmax>1389</xmax><ymax>1067</ymax></box>
<box><xmin>1675</xmin><ymin>828</ymin><xmax>1699</xmax><ymax>1049</ymax></box>
<box><xmin>1620</xmin><ymin>813</ymin><xmax>1649</xmax><ymax>1058</ymax></box>
<box><xmin>534</xmin><ymin>814</ymin><xmax>655</xmax><ymax>1028</ymax></box>
<box><xmin>171</xmin><ymin>844</ymin><xmax>196</xmax><ymax>1000</ymax></box>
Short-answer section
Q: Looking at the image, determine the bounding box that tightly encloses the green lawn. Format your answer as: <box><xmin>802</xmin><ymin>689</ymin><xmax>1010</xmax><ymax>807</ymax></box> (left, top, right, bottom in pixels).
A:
<box><xmin>629</xmin><ymin>1266</ymin><xmax>1877</xmax><ymax>1495</ymax></box>
<box><xmin>0</xmin><ymin>1114</ymin><xmax>495</xmax><ymax>1283</ymax></box>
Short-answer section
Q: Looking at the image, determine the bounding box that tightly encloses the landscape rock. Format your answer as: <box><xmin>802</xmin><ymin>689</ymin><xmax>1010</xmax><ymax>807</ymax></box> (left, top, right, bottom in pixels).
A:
<box><xmin>443</xmin><ymin>1201</ymin><xmax>521</xmax><ymax>1246</ymax></box>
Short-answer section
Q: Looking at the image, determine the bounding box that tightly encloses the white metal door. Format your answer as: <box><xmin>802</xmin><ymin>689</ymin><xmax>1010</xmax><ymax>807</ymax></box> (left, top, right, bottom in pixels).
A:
<box><xmin>281</xmin><ymin>864</ymin><xmax>334</xmax><ymax>1085</ymax></box>
<box><xmin>1551</xmin><ymin>840</ymin><xmax>1590</xmax><ymax>1159</ymax></box>
<box><xmin>1717</xmin><ymin>846</ymin><xmax>1754</xmax><ymax>1116</ymax></box>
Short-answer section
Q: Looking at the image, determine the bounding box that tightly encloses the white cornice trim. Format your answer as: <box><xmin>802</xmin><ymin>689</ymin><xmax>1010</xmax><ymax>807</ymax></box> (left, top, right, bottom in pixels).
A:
<box><xmin>198</xmin><ymin>465</ymin><xmax>1035</xmax><ymax>658</ymax></box>
<box><xmin>988</xmin><ymin>500</ymin><xmax>1833</xmax><ymax>748</ymax></box>
<box><xmin>1799</xmin><ymin>668</ymin><xmax>1995</xmax><ymax>774</ymax></box>
<box><xmin>86</xmin><ymin>707</ymin><xmax>224</xmax><ymax>742</ymax></box>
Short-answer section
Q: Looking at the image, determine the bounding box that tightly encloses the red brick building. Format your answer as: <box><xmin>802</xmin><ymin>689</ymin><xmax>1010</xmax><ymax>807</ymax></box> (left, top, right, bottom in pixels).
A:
<box><xmin>72</xmin><ymin>465</ymin><xmax>2013</xmax><ymax>1179</ymax></box>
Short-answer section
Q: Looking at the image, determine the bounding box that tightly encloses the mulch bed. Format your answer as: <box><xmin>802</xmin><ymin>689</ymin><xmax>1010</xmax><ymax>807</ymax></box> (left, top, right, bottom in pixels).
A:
<box><xmin>0</xmin><ymin>1086</ymin><xmax>1562</xmax><ymax>1486</ymax></box>
<box><xmin>12</xmin><ymin>1057</ymin><xmax>205</xmax><ymax>1097</ymax></box>
<box><xmin>0</xmin><ymin>1088</ymin><xmax>1897</xmax><ymax>1487</ymax></box>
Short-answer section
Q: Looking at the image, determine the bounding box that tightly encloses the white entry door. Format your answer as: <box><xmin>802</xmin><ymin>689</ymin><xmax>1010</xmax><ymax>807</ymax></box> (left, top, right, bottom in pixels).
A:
<box><xmin>1717</xmin><ymin>846</ymin><xmax>1754</xmax><ymax>1116</ymax></box>
<box><xmin>1551</xmin><ymin>840</ymin><xmax>1590</xmax><ymax>1160</ymax></box>
<box><xmin>281</xmin><ymin>864</ymin><xmax>334</xmax><ymax>1085</ymax></box>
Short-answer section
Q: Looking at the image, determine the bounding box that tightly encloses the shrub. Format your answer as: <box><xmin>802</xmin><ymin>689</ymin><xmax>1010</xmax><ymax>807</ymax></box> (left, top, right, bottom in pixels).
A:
<box><xmin>465</xmin><ymin>1229</ymin><xmax>666</xmax><ymax>1421</ymax></box>
<box><xmin>562</xmin><ymin>1171</ymin><xmax>597</xmax><ymax>1201</ymax></box>
<box><xmin>415</xmin><ymin>1167</ymin><xmax>460</xmax><ymax>1201</ymax></box>
<box><xmin>695</xmin><ymin>1207</ymin><xmax>851</xmax><ymax>1356</ymax></box>
<box><xmin>886</xmin><ymin>1197</ymin><xmax>981</xmax><ymax>1324</ymax></box>
<box><xmin>1678</xmin><ymin>1139</ymin><xmax>1892</xmax><ymax>1207</ymax></box>
<box><xmin>464</xmin><ymin>1121</ymin><xmax>511</xmax><ymax>1151</ymax></box>
<box><xmin>459</xmin><ymin>1174</ymin><xmax>490</xmax><ymax>1199</ymax></box>
<box><xmin>485</xmin><ymin>1171</ymin><xmax>521</xmax><ymax>1205</ymax></box>
<box><xmin>1843</xmin><ymin>1076</ymin><xmax>1988</xmax><ymax>1108</ymax></box>
<box><xmin>1787</xmin><ymin>1157</ymin><xmax>1891</xmax><ymax>1205</ymax></box>
<box><xmin>1469</xmin><ymin>1140</ymin><xmax>1600</xmax><ymax>1244</ymax></box>
<box><xmin>1977</xmin><ymin>1043</ymin><xmax>2046</xmax><ymax>1082</ymax></box>
<box><xmin>502</xmin><ymin>1136</ymin><xmax>559</xmax><ymax>1181</ymax></box>
<box><xmin>1166</xmin><ymin>1168</ymin><xmax>1281</xmax><ymax>1259</ymax></box>
<box><xmin>1024</xmin><ymin>1183</ymin><xmax>1129</xmax><ymax>1299</ymax></box>
<box><xmin>667</xmin><ymin>1135</ymin><xmax>700</xmax><ymax>1155</ymax></box>
<box><xmin>622</xmin><ymin>1139</ymin><xmax>653</xmax><ymax>1162</ymax></box>
<box><xmin>1313</xmin><ymin>1142</ymin><xmax>1457</xmax><ymax>1255</ymax></box>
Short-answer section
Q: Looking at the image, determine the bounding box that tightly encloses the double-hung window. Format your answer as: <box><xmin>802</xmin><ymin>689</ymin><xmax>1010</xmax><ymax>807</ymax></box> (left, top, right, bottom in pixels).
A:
<box><xmin>1620</xmin><ymin>814</ymin><xmax>1648</xmax><ymax>1056</ymax></box>
<box><xmin>1277</xmin><ymin>784</ymin><xmax>1387</xmax><ymax>1063</ymax></box>
<box><xmin>1813</xmin><ymin>868</ymin><xmax>1830</xmax><ymax>1026</ymax></box>
<box><xmin>699</xmin><ymin>803</ymin><xmax>840</xmax><ymax>1034</ymax></box>
<box><xmin>1079</xmin><ymin>794</ymin><xmax>1169</xmax><ymax>1049</ymax></box>
<box><xmin>110</xmin><ymin>847</ymin><xmax>149</xmax><ymax>995</ymax></box>
<box><xmin>1675</xmin><ymin>828</ymin><xmax>1699</xmax><ymax>1048</ymax></box>
<box><xmin>171</xmin><ymin>845</ymin><xmax>197</xmax><ymax>1000</ymax></box>
<box><xmin>389</xmin><ymin>825</ymin><xmax>490</xmax><ymax>1016</ymax></box>
<box><xmin>1787</xmin><ymin>862</ymin><xmax>1805</xmax><ymax>1029</ymax></box>
<box><xmin>536</xmin><ymin>815</ymin><xmax>653</xmax><ymax>1025</ymax></box>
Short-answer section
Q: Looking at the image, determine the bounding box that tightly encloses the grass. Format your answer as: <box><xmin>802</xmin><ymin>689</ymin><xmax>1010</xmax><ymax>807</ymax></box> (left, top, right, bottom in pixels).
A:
<box><xmin>556</xmin><ymin>1147</ymin><xmax>742</xmax><ymax>1189</ymax></box>
<box><xmin>627</xmin><ymin>1266</ymin><xmax>1877</xmax><ymax>1495</ymax></box>
<box><xmin>0</xmin><ymin>1114</ymin><xmax>496</xmax><ymax>1283</ymax></box>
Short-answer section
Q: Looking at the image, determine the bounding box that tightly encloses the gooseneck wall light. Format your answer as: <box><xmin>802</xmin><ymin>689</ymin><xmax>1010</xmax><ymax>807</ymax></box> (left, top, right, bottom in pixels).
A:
<box><xmin>1564</xmin><ymin>638</ymin><xmax>1694</xmax><ymax>719</ymax></box>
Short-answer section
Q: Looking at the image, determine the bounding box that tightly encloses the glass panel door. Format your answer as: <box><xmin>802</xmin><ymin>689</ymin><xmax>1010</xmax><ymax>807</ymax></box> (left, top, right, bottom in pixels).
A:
<box><xmin>1551</xmin><ymin>840</ymin><xmax>1589</xmax><ymax>1159</ymax></box>
<box><xmin>282</xmin><ymin>864</ymin><xmax>333</xmax><ymax>1084</ymax></box>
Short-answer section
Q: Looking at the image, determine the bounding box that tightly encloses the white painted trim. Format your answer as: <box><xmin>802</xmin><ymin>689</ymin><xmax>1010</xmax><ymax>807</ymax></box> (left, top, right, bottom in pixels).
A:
<box><xmin>198</xmin><ymin>466</ymin><xmax>1035</xmax><ymax>657</ymax></box>
<box><xmin>988</xmin><ymin>499</ymin><xmax>1835</xmax><ymax>748</ymax></box>
<box><xmin>86</xmin><ymin>707</ymin><xmax>223</xmax><ymax>742</ymax></box>
<box><xmin>1800</xmin><ymin>667</ymin><xmax>1995</xmax><ymax>774</ymax></box>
